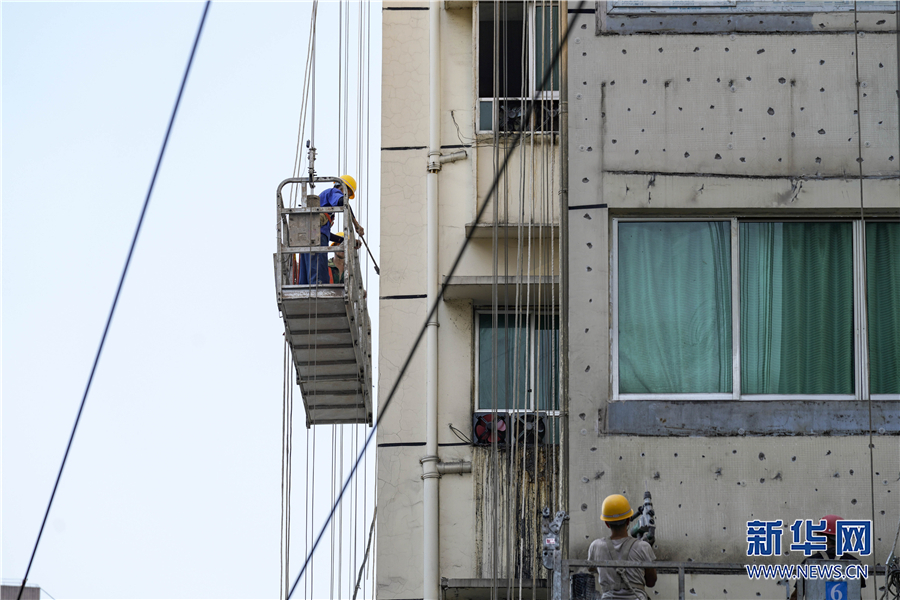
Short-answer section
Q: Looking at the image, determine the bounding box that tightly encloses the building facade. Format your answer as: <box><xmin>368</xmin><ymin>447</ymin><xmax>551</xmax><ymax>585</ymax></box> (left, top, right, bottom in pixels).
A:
<box><xmin>378</xmin><ymin>2</ymin><xmax>899</xmax><ymax>599</ymax></box>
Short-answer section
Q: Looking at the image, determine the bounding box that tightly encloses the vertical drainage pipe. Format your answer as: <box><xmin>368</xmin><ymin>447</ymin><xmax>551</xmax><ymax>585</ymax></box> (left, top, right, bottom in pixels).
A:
<box><xmin>422</xmin><ymin>3</ymin><xmax>442</xmax><ymax>600</ymax></box>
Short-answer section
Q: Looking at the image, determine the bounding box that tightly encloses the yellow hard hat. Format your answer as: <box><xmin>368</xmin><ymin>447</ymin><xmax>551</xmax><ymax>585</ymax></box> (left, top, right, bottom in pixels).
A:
<box><xmin>339</xmin><ymin>175</ymin><xmax>357</xmax><ymax>199</ymax></box>
<box><xmin>330</xmin><ymin>231</ymin><xmax>345</xmax><ymax>247</ymax></box>
<box><xmin>600</xmin><ymin>494</ymin><xmax>633</xmax><ymax>522</ymax></box>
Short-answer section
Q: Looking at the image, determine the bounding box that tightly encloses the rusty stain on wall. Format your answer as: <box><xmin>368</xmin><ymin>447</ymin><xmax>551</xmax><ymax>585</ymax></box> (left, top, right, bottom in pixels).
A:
<box><xmin>473</xmin><ymin>446</ymin><xmax>561</xmax><ymax>581</ymax></box>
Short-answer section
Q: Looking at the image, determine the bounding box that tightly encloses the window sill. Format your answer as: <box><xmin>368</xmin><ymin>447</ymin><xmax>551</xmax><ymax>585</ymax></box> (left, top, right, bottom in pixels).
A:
<box><xmin>604</xmin><ymin>398</ymin><xmax>900</xmax><ymax>436</ymax></box>
<box><xmin>614</xmin><ymin>394</ymin><xmax>863</xmax><ymax>401</ymax></box>
<box><xmin>473</xmin><ymin>131</ymin><xmax>560</xmax><ymax>141</ymax></box>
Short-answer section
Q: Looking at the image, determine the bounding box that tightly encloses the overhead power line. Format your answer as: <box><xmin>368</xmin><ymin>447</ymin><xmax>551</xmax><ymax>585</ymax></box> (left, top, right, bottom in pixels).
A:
<box><xmin>15</xmin><ymin>4</ymin><xmax>211</xmax><ymax>599</ymax></box>
<box><xmin>286</xmin><ymin>2</ymin><xmax>586</xmax><ymax>597</ymax></box>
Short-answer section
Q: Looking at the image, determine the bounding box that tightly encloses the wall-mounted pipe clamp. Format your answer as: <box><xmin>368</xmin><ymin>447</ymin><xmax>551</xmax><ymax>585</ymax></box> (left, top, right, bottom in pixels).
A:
<box><xmin>427</xmin><ymin>150</ymin><xmax>468</xmax><ymax>173</ymax></box>
<box><xmin>436</xmin><ymin>460</ymin><xmax>472</xmax><ymax>475</ymax></box>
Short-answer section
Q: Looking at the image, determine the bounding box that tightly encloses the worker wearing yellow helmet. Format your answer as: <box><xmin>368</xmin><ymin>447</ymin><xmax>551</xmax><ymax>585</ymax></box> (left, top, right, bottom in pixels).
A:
<box><xmin>587</xmin><ymin>494</ymin><xmax>657</xmax><ymax>599</ymax></box>
<box><xmin>298</xmin><ymin>175</ymin><xmax>364</xmax><ymax>285</ymax></box>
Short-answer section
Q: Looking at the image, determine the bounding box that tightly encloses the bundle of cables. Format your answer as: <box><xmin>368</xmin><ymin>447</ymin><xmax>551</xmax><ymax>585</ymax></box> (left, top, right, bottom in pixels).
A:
<box><xmin>881</xmin><ymin>516</ymin><xmax>900</xmax><ymax>600</ymax></box>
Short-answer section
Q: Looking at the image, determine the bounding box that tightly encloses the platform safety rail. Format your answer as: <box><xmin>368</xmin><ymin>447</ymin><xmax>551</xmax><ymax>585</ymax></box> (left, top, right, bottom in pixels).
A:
<box><xmin>274</xmin><ymin>176</ymin><xmax>373</xmax><ymax>426</ymax></box>
<box><xmin>563</xmin><ymin>559</ymin><xmax>751</xmax><ymax>600</ymax></box>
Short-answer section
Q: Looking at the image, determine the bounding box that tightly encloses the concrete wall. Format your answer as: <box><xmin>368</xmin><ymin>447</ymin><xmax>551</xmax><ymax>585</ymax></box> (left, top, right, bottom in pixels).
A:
<box><xmin>567</xmin><ymin>5</ymin><xmax>899</xmax><ymax>599</ymax></box>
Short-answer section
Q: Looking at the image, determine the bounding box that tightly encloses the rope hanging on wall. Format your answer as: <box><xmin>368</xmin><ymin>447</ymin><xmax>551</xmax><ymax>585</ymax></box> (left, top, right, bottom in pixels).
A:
<box><xmin>483</xmin><ymin>2</ymin><xmax>564</xmax><ymax>597</ymax></box>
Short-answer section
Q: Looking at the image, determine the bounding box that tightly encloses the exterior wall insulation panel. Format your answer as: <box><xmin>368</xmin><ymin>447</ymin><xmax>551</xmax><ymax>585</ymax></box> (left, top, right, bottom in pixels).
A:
<box><xmin>602</xmin><ymin>173</ymin><xmax>900</xmax><ymax>212</ymax></box>
<box><xmin>591</xmin><ymin>34</ymin><xmax>898</xmax><ymax>178</ymax></box>
<box><xmin>567</xmin><ymin>7</ymin><xmax>900</xmax><ymax>595</ymax></box>
<box><xmin>568</xmin><ymin>436</ymin><xmax>899</xmax><ymax>566</ymax></box>
<box><xmin>601</xmin><ymin>10</ymin><xmax>900</xmax><ymax>35</ymax></box>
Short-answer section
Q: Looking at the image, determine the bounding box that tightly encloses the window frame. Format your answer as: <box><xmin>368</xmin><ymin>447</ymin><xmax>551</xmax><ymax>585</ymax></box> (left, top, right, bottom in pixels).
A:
<box><xmin>606</xmin><ymin>1</ymin><xmax>898</xmax><ymax>15</ymax></box>
<box><xmin>475</xmin><ymin>1</ymin><xmax>560</xmax><ymax>134</ymax></box>
<box><xmin>611</xmin><ymin>217</ymin><xmax>899</xmax><ymax>402</ymax></box>
<box><xmin>474</xmin><ymin>309</ymin><xmax>561</xmax><ymax>413</ymax></box>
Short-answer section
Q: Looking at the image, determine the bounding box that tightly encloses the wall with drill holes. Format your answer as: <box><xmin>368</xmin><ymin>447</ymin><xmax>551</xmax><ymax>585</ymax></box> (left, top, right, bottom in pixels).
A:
<box><xmin>565</xmin><ymin>4</ymin><xmax>900</xmax><ymax>592</ymax></box>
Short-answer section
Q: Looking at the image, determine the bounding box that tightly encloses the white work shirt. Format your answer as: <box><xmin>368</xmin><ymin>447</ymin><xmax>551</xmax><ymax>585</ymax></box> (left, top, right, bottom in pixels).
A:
<box><xmin>587</xmin><ymin>536</ymin><xmax>656</xmax><ymax>600</ymax></box>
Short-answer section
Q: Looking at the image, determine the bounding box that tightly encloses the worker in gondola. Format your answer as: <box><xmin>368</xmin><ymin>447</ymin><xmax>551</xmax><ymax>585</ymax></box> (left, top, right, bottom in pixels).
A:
<box><xmin>588</xmin><ymin>494</ymin><xmax>657</xmax><ymax>599</ymax></box>
<box><xmin>298</xmin><ymin>174</ymin><xmax>364</xmax><ymax>285</ymax></box>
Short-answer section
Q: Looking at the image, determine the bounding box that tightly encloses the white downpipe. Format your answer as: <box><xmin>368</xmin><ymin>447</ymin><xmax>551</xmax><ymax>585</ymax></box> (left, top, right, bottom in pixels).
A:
<box><xmin>422</xmin><ymin>2</ymin><xmax>441</xmax><ymax>600</ymax></box>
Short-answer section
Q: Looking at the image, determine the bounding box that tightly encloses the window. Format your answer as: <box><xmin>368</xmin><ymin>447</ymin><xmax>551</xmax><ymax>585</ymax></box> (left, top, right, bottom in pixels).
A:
<box><xmin>477</xmin><ymin>2</ymin><xmax>560</xmax><ymax>133</ymax></box>
<box><xmin>867</xmin><ymin>222</ymin><xmax>900</xmax><ymax>395</ymax></box>
<box><xmin>612</xmin><ymin>219</ymin><xmax>899</xmax><ymax>400</ymax></box>
<box><xmin>476</xmin><ymin>312</ymin><xmax>559</xmax><ymax>411</ymax></box>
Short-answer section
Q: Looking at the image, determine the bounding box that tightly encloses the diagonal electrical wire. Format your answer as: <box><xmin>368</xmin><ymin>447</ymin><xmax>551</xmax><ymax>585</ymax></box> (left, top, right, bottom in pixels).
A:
<box><xmin>14</xmin><ymin>4</ymin><xmax>211</xmax><ymax>599</ymax></box>
<box><xmin>286</xmin><ymin>3</ymin><xmax>585</xmax><ymax>597</ymax></box>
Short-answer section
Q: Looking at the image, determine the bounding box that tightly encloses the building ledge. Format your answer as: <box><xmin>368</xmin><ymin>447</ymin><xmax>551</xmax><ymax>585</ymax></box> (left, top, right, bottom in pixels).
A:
<box><xmin>466</xmin><ymin>223</ymin><xmax>559</xmax><ymax>240</ymax></box>
<box><xmin>442</xmin><ymin>578</ymin><xmax>547</xmax><ymax>600</ymax></box>
<box><xmin>442</xmin><ymin>275</ymin><xmax>559</xmax><ymax>304</ymax></box>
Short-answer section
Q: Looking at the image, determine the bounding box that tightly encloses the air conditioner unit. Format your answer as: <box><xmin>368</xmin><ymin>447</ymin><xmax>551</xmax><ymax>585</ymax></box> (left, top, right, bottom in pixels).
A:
<box><xmin>472</xmin><ymin>412</ymin><xmax>509</xmax><ymax>446</ymax></box>
<box><xmin>472</xmin><ymin>412</ymin><xmax>549</xmax><ymax>446</ymax></box>
<box><xmin>509</xmin><ymin>412</ymin><xmax>547</xmax><ymax>446</ymax></box>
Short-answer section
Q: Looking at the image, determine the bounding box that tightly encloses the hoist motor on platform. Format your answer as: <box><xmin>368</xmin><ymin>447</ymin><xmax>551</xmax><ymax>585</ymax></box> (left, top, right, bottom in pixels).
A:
<box><xmin>274</xmin><ymin>175</ymin><xmax>373</xmax><ymax>427</ymax></box>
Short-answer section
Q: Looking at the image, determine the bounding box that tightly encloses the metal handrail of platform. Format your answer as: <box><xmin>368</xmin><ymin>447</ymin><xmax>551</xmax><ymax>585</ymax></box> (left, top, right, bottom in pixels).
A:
<box><xmin>563</xmin><ymin>559</ymin><xmax>751</xmax><ymax>600</ymax></box>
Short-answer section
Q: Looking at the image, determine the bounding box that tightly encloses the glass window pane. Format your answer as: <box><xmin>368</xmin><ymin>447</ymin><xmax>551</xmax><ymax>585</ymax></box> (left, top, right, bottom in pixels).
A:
<box><xmin>479</xmin><ymin>313</ymin><xmax>528</xmax><ymax>410</ymax></box>
<box><xmin>741</xmin><ymin>222</ymin><xmax>853</xmax><ymax>394</ymax></box>
<box><xmin>478</xmin><ymin>2</ymin><xmax>526</xmax><ymax>98</ymax></box>
<box><xmin>618</xmin><ymin>222</ymin><xmax>733</xmax><ymax>394</ymax></box>
<box><xmin>867</xmin><ymin>222</ymin><xmax>899</xmax><ymax>395</ymax></box>
<box><xmin>479</xmin><ymin>100</ymin><xmax>493</xmax><ymax>132</ymax></box>
<box><xmin>535</xmin><ymin>314</ymin><xmax>559</xmax><ymax>410</ymax></box>
<box><xmin>534</xmin><ymin>6</ymin><xmax>560</xmax><ymax>92</ymax></box>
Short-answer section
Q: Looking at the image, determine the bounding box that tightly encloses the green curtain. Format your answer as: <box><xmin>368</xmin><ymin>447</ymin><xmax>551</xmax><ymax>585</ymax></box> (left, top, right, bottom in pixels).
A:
<box><xmin>536</xmin><ymin>314</ymin><xmax>560</xmax><ymax>410</ymax></box>
<box><xmin>867</xmin><ymin>222</ymin><xmax>899</xmax><ymax>395</ymax></box>
<box><xmin>479</xmin><ymin>313</ymin><xmax>529</xmax><ymax>410</ymax></box>
<box><xmin>741</xmin><ymin>223</ymin><xmax>853</xmax><ymax>394</ymax></box>
<box><xmin>618</xmin><ymin>222</ymin><xmax>732</xmax><ymax>394</ymax></box>
<box><xmin>534</xmin><ymin>6</ymin><xmax>560</xmax><ymax>92</ymax></box>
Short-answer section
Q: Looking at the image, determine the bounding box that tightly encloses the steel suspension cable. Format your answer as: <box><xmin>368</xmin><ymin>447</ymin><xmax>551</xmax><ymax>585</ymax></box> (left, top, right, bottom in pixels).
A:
<box><xmin>304</xmin><ymin>406</ymin><xmax>311</xmax><ymax>600</ymax></box>
<box><xmin>330</xmin><ymin>426</ymin><xmax>337</xmax><ymax>599</ymax></box>
<box><xmin>15</xmin><ymin>5</ymin><xmax>210</xmax><ymax>599</ymax></box>
<box><xmin>490</xmin><ymin>2</ymin><xmax>501</xmax><ymax>597</ymax></box>
<box><xmin>338</xmin><ymin>426</ymin><xmax>344</xmax><ymax>599</ymax></box>
<box><xmin>287</xmin><ymin>350</ymin><xmax>294</xmax><ymax>599</ymax></box>
<box><xmin>286</xmin><ymin>6</ymin><xmax>585</xmax><ymax>595</ymax></box>
<box><xmin>337</xmin><ymin>0</ymin><xmax>343</xmax><ymax>176</ymax></box>
<box><xmin>291</xmin><ymin>1</ymin><xmax>320</xmax><ymax>207</ymax></box>
<box><xmin>852</xmin><ymin>4</ymin><xmax>880</xmax><ymax>596</ymax></box>
<box><xmin>342</xmin><ymin>0</ymin><xmax>351</xmax><ymax>174</ymax></box>
<box><xmin>281</xmin><ymin>340</ymin><xmax>291</xmax><ymax>598</ymax></box>
<box><xmin>309</xmin><ymin>425</ymin><xmax>317</xmax><ymax>598</ymax></box>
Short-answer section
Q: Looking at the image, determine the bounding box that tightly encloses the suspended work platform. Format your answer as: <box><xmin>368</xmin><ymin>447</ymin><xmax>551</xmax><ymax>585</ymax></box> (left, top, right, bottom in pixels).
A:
<box><xmin>274</xmin><ymin>176</ymin><xmax>373</xmax><ymax>426</ymax></box>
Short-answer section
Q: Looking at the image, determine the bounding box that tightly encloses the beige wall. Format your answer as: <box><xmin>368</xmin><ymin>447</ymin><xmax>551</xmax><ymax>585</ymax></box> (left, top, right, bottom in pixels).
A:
<box><xmin>379</xmin><ymin>2</ymin><xmax>564</xmax><ymax>596</ymax></box>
